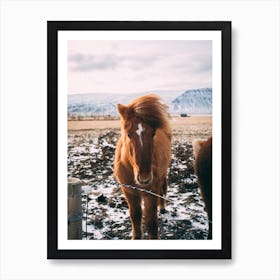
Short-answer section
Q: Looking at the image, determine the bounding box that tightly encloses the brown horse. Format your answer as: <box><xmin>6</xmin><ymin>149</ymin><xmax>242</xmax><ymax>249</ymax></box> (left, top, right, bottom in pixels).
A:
<box><xmin>114</xmin><ymin>94</ymin><xmax>172</xmax><ymax>239</ymax></box>
<box><xmin>193</xmin><ymin>136</ymin><xmax>212</xmax><ymax>239</ymax></box>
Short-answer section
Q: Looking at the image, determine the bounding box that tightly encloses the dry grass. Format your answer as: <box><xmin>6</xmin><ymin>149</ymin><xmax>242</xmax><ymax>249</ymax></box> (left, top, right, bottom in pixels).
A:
<box><xmin>68</xmin><ymin>119</ymin><xmax>121</xmax><ymax>131</ymax></box>
<box><xmin>68</xmin><ymin>115</ymin><xmax>212</xmax><ymax>141</ymax></box>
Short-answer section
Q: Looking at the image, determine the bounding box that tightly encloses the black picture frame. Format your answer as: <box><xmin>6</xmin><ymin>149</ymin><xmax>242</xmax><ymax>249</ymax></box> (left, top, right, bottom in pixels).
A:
<box><xmin>47</xmin><ymin>21</ymin><xmax>231</xmax><ymax>259</ymax></box>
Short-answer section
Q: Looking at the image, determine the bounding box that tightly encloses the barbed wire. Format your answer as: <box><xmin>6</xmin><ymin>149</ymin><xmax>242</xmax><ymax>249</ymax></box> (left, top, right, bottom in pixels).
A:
<box><xmin>80</xmin><ymin>177</ymin><xmax>211</xmax><ymax>224</ymax></box>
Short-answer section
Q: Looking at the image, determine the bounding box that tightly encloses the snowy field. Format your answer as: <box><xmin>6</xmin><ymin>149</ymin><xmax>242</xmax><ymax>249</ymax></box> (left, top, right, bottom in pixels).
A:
<box><xmin>68</xmin><ymin>117</ymin><xmax>212</xmax><ymax>240</ymax></box>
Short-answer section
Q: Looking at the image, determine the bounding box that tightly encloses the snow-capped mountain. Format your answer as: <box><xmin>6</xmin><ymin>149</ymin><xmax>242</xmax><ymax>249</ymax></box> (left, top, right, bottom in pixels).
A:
<box><xmin>67</xmin><ymin>88</ymin><xmax>212</xmax><ymax>117</ymax></box>
<box><xmin>68</xmin><ymin>93</ymin><xmax>117</xmax><ymax>116</ymax></box>
<box><xmin>171</xmin><ymin>88</ymin><xmax>212</xmax><ymax>115</ymax></box>
<box><xmin>68</xmin><ymin>90</ymin><xmax>181</xmax><ymax>117</ymax></box>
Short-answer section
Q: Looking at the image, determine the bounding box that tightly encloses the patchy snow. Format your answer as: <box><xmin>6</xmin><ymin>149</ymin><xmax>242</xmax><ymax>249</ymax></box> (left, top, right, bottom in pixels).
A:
<box><xmin>68</xmin><ymin>130</ymin><xmax>210</xmax><ymax>240</ymax></box>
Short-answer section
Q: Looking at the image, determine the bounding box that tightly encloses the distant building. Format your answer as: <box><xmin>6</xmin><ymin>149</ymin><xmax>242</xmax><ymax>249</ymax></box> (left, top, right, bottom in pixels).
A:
<box><xmin>180</xmin><ymin>113</ymin><xmax>189</xmax><ymax>117</ymax></box>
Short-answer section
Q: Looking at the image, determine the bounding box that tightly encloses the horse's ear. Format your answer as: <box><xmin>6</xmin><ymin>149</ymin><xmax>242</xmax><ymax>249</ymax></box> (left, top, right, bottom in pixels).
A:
<box><xmin>117</xmin><ymin>104</ymin><xmax>128</xmax><ymax>118</ymax></box>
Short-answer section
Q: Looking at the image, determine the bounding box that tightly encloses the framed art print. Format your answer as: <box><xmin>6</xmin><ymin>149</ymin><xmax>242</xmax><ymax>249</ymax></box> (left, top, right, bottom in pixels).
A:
<box><xmin>47</xmin><ymin>21</ymin><xmax>231</xmax><ymax>259</ymax></box>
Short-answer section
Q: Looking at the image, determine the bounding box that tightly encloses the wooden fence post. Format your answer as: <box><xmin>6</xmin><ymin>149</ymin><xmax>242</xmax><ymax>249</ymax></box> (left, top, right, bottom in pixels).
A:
<box><xmin>68</xmin><ymin>177</ymin><xmax>83</xmax><ymax>240</ymax></box>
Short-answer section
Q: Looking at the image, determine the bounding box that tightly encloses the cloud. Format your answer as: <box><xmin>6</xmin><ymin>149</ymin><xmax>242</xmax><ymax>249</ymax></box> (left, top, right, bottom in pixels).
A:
<box><xmin>69</xmin><ymin>53</ymin><xmax>123</xmax><ymax>71</ymax></box>
<box><xmin>68</xmin><ymin>40</ymin><xmax>212</xmax><ymax>94</ymax></box>
<box><xmin>69</xmin><ymin>52</ymin><xmax>160</xmax><ymax>72</ymax></box>
<box><xmin>180</xmin><ymin>57</ymin><xmax>212</xmax><ymax>75</ymax></box>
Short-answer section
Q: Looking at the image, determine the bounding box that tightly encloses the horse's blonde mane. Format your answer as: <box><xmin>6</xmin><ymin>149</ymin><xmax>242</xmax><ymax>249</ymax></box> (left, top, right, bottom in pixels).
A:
<box><xmin>127</xmin><ymin>94</ymin><xmax>172</xmax><ymax>138</ymax></box>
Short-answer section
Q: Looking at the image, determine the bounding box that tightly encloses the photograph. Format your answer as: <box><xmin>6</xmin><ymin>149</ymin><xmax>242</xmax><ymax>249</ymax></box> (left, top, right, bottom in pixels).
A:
<box><xmin>48</xmin><ymin>21</ymin><xmax>231</xmax><ymax>259</ymax></box>
<box><xmin>68</xmin><ymin>39</ymin><xmax>213</xmax><ymax>241</ymax></box>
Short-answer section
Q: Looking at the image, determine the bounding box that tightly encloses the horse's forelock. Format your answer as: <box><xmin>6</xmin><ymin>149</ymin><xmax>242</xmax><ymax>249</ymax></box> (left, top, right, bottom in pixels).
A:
<box><xmin>126</xmin><ymin>94</ymin><xmax>171</xmax><ymax>132</ymax></box>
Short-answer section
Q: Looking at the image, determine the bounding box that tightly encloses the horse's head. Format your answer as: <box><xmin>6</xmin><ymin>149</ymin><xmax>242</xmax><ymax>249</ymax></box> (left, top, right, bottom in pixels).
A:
<box><xmin>117</xmin><ymin>103</ymin><xmax>155</xmax><ymax>186</ymax></box>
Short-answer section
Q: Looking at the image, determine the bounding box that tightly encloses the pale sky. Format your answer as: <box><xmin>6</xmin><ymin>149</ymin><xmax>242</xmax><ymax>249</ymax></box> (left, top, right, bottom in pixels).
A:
<box><xmin>68</xmin><ymin>40</ymin><xmax>212</xmax><ymax>94</ymax></box>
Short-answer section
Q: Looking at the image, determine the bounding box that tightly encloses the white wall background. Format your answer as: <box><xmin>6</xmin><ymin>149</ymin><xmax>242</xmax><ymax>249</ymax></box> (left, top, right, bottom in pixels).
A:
<box><xmin>0</xmin><ymin>1</ymin><xmax>279</xmax><ymax>279</ymax></box>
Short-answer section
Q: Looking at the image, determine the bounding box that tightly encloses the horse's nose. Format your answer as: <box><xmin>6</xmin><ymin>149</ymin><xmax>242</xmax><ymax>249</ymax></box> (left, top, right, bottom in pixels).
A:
<box><xmin>137</xmin><ymin>172</ymin><xmax>153</xmax><ymax>185</ymax></box>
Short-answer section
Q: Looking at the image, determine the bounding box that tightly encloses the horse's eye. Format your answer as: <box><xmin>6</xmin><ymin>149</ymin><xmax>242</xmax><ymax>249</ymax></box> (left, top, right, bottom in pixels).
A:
<box><xmin>127</xmin><ymin>133</ymin><xmax>131</xmax><ymax>138</ymax></box>
<box><xmin>152</xmin><ymin>130</ymin><xmax>156</xmax><ymax>137</ymax></box>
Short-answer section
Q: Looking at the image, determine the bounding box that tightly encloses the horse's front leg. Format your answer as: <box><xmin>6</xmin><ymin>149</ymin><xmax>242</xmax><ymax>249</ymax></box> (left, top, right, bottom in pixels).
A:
<box><xmin>122</xmin><ymin>188</ymin><xmax>143</xmax><ymax>239</ymax></box>
<box><xmin>159</xmin><ymin>177</ymin><xmax>167</xmax><ymax>213</ymax></box>
<box><xmin>143</xmin><ymin>194</ymin><xmax>158</xmax><ymax>239</ymax></box>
